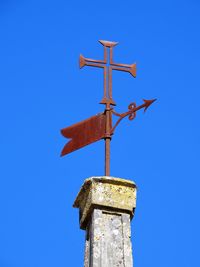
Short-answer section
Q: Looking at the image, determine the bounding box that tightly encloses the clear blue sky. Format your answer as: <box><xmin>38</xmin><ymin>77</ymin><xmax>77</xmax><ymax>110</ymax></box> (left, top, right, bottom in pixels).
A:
<box><xmin>0</xmin><ymin>0</ymin><xmax>199</xmax><ymax>266</ymax></box>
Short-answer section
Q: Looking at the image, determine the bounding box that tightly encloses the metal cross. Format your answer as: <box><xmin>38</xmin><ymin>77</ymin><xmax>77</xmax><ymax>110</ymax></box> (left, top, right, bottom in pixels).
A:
<box><xmin>80</xmin><ymin>40</ymin><xmax>136</xmax><ymax>176</ymax></box>
<box><xmin>80</xmin><ymin>40</ymin><xmax>136</xmax><ymax>106</ymax></box>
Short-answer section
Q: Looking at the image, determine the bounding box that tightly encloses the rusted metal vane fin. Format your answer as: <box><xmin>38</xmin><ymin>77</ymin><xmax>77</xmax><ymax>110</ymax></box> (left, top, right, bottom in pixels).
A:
<box><xmin>61</xmin><ymin>113</ymin><xmax>106</xmax><ymax>156</ymax></box>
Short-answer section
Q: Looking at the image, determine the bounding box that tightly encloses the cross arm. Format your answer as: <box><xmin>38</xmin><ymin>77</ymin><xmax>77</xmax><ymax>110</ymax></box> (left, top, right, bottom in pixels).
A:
<box><xmin>79</xmin><ymin>55</ymin><xmax>106</xmax><ymax>69</ymax></box>
<box><xmin>111</xmin><ymin>63</ymin><xmax>136</xmax><ymax>77</ymax></box>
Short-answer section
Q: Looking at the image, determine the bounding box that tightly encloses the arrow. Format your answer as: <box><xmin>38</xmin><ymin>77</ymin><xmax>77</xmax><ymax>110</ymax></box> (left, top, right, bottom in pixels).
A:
<box><xmin>111</xmin><ymin>99</ymin><xmax>156</xmax><ymax>134</ymax></box>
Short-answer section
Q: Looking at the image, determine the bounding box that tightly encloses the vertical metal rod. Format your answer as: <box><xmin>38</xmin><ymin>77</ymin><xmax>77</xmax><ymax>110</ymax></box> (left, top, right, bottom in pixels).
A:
<box><xmin>105</xmin><ymin>137</ymin><xmax>110</xmax><ymax>176</ymax></box>
<box><xmin>103</xmin><ymin>47</ymin><xmax>108</xmax><ymax>100</ymax></box>
<box><xmin>103</xmin><ymin>67</ymin><xmax>107</xmax><ymax>99</ymax></box>
<box><xmin>105</xmin><ymin>103</ymin><xmax>111</xmax><ymax>176</ymax></box>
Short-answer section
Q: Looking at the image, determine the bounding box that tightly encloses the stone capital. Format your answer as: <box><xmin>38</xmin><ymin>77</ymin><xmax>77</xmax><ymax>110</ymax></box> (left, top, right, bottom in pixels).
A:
<box><xmin>73</xmin><ymin>176</ymin><xmax>137</xmax><ymax>230</ymax></box>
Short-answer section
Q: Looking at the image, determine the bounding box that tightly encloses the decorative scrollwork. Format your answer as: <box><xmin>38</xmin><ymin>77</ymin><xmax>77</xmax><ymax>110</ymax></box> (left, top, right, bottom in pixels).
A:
<box><xmin>111</xmin><ymin>102</ymin><xmax>137</xmax><ymax>134</ymax></box>
<box><xmin>128</xmin><ymin>102</ymin><xmax>136</xmax><ymax>120</ymax></box>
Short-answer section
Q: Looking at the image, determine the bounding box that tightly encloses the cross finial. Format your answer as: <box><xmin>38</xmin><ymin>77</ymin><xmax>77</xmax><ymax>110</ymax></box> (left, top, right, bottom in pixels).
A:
<box><xmin>80</xmin><ymin>40</ymin><xmax>136</xmax><ymax>106</ymax></box>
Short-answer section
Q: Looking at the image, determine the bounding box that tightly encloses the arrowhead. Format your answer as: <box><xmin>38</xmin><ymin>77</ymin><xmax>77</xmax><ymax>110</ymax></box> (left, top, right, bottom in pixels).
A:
<box><xmin>143</xmin><ymin>99</ymin><xmax>157</xmax><ymax>112</ymax></box>
<box><xmin>129</xmin><ymin>63</ymin><xmax>136</xmax><ymax>77</ymax></box>
<box><xmin>79</xmin><ymin>54</ymin><xmax>86</xmax><ymax>68</ymax></box>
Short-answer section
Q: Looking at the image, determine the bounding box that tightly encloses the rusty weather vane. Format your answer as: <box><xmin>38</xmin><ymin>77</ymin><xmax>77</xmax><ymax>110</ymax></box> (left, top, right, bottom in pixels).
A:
<box><xmin>61</xmin><ymin>40</ymin><xmax>156</xmax><ymax>176</ymax></box>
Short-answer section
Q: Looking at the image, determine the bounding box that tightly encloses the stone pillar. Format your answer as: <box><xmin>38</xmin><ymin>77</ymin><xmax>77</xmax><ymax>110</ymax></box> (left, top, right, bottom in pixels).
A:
<box><xmin>73</xmin><ymin>176</ymin><xmax>137</xmax><ymax>267</ymax></box>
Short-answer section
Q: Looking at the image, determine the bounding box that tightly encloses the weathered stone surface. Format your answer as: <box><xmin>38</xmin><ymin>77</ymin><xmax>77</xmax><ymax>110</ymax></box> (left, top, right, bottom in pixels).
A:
<box><xmin>73</xmin><ymin>176</ymin><xmax>137</xmax><ymax>230</ymax></box>
<box><xmin>73</xmin><ymin>176</ymin><xmax>137</xmax><ymax>267</ymax></box>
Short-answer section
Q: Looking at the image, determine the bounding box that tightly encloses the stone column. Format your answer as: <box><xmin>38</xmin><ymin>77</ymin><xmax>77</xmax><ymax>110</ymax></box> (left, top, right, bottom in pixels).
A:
<box><xmin>73</xmin><ymin>176</ymin><xmax>137</xmax><ymax>267</ymax></box>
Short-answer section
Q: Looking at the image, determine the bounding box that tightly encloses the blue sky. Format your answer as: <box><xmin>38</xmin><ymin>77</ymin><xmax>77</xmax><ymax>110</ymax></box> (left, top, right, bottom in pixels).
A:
<box><xmin>0</xmin><ymin>0</ymin><xmax>200</xmax><ymax>266</ymax></box>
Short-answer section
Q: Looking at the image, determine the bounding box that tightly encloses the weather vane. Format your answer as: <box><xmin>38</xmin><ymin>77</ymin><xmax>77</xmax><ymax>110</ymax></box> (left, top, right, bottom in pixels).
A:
<box><xmin>61</xmin><ymin>40</ymin><xmax>156</xmax><ymax>176</ymax></box>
